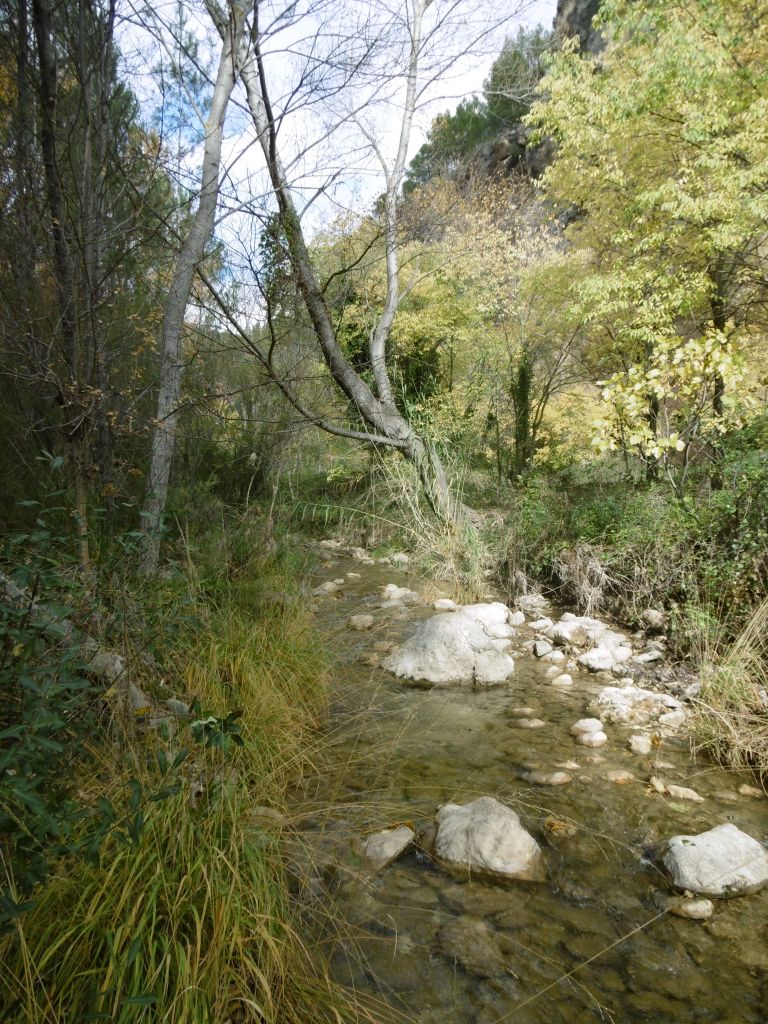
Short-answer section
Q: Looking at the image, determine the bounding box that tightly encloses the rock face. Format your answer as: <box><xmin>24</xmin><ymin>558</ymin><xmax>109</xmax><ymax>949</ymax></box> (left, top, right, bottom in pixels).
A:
<box><xmin>554</xmin><ymin>0</ymin><xmax>603</xmax><ymax>52</ymax></box>
<box><xmin>383</xmin><ymin>606</ymin><xmax>515</xmax><ymax>687</ymax></box>
<box><xmin>661</xmin><ymin>824</ymin><xmax>768</xmax><ymax>898</ymax></box>
<box><xmin>360</xmin><ymin>826</ymin><xmax>415</xmax><ymax>870</ymax></box>
<box><xmin>588</xmin><ymin>685</ymin><xmax>682</xmax><ymax>725</ymax></box>
<box><xmin>434</xmin><ymin>797</ymin><xmax>545</xmax><ymax>881</ymax></box>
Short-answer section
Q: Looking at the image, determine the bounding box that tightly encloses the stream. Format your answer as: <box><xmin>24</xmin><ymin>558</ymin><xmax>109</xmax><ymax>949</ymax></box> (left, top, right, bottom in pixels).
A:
<box><xmin>296</xmin><ymin>550</ymin><xmax>768</xmax><ymax>1023</ymax></box>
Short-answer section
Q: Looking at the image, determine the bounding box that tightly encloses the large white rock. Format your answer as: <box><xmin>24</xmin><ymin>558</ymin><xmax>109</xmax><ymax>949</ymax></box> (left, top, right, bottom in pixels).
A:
<box><xmin>662</xmin><ymin>824</ymin><xmax>768</xmax><ymax>897</ymax></box>
<box><xmin>588</xmin><ymin>685</ymin><xmax>681</xmax><ymax>724</ymax></box>
<box><xmin>383</xmin><ymin>611</ymin><xmax>515</xmax><ymax>687</ymax></box>
<box><xmin>457</xmin><ymin>602</ymin><xmax>511</xmax><ymax>627</ymax></box>
<box><xmin>434</xmin><ymin>797</ymin><xmax>545</xmax><ymax>880</ymax></box>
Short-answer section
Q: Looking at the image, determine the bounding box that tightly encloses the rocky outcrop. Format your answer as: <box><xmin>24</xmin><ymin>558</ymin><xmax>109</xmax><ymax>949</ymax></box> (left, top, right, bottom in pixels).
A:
<box><xmin>434</xmin><ymin>796</ymin><xmax>545</xmax><ymax>881</ymax></box>
<box><xmin>661</xmin><ymin>824</ymin><xmax>768</xmax><ymax>898</ymax></box>
<box><xmin>383</xmin><ymin>604</ymin><xmax>516</xmax><ymax>687</ymax></box>
<box><xmin>553</xmin><ymin>0</ymin><xmax>603</xmax><ymax>53</ymax></box>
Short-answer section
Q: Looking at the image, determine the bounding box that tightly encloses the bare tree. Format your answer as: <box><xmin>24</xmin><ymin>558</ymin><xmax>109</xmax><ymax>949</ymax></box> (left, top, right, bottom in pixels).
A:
<box><xmin>210</xmin><ymin>0</ymin><xmax>525</xmax><ymax>522</ymax></box>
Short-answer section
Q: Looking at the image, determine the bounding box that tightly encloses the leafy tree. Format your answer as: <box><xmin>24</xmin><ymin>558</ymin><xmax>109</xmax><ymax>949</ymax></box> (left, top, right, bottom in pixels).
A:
<box><xmin>528</xmin><ymin>0</ymin><xmax>768</xmax><ymax>492</ymax></box>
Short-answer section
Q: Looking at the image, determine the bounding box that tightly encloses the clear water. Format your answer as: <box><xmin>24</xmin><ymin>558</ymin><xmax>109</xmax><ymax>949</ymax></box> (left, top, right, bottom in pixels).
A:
<box><xmin>296</xmin><ymin>555</ymin><xmax>768</xmax><ymax>1024</ymax></box>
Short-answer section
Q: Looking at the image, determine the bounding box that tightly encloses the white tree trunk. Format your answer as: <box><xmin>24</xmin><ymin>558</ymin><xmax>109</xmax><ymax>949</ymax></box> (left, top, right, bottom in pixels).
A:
<box><xmin>139</xmin><ymin>0</ymin><xmax>248</xmax><ymax>575</ymax></box>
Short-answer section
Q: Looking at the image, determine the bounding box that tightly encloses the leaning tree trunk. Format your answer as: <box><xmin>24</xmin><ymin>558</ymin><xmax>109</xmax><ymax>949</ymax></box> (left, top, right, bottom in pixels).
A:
<box><xmin>232</xmin><ymin>4</ymin><xmax>458</xmax><ymax>524</ymax></box>
<box><xmin>139</xmin><ymin>0</ymin><xmax>247</xmax><ymax>575</ymax></box>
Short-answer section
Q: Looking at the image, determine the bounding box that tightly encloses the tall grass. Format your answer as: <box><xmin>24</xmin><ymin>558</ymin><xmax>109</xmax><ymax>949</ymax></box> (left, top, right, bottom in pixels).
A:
<box><xmin>0</xmin><ymin>541</ymin><xmax>365</xmax><ymax>1022</ymax></box>
<box><xmin>691</xmin><ymin>597</ymin><xmax>768</xmax><ymax>777</ymax></box>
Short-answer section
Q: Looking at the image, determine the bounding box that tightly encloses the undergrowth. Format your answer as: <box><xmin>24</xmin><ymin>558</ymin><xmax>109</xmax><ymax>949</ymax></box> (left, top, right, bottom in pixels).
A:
<box><xmin>0</xmin><ymin>516</ymin><xmax>368</xmax><ymax>1022</ymax></box>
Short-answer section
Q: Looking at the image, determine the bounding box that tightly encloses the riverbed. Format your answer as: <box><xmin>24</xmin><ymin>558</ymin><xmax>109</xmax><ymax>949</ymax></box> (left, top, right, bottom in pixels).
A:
<box><xmin>295</xmin><ymin>552</ymin><xmax>768</xmax><ymax>1023</ymax></box>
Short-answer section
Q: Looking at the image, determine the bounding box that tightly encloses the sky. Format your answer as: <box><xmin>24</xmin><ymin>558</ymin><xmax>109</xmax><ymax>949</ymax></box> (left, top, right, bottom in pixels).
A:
<box><xmin>119</xmin><ymin>0</ymin><xmax>559</xmax><ymax>314</ymax></box>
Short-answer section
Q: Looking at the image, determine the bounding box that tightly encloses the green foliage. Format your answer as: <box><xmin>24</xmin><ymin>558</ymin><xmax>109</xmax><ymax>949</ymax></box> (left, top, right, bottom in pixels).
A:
<box><xmin>0</xmin><ymin>498</ymin><xmax>105</xmax><ymax>923</ymax></box>
<box><xmin>528</xmin><ymin>0</ymin><xmax>768</xmax><ymax>487</ymax></box>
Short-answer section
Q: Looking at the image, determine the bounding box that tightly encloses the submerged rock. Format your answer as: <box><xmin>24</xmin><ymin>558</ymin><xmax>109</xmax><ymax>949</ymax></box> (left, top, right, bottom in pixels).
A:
<box><xmin>434</xmin><ymin>796</ymin><xmax>545</xmax><ymax>881</ymax></box>
<box><xmin>313</xmin><ymin>579</ymin><xmax>343</xmax><ymax>597</ymax></box>
<box><xmin>551</xmin><ymin>673</ymin><xmax>574</xmax><ymax>687</ymax></box>
<box><xmin>661</xmin><ymin>823</ymin><xmax>768</xmax><ymax>897</ymax></box>
<box><xmin>665</xmin><ymin>784</ymin><xmax>704</xmax><ymax>803</ymax></box>
<box><xmin>380</xmin><ymin>583</ymin><xmax>421</xmax><ymax>606</ymax></box>
<box><xmin>520</xmin><ymin>768</ymin><xmax>572</xmax><ymax>786</ymax></box>
<box><xmin>383</xmin><ymin>608</ymin><xmax>515</xmax><ymax>687</ymax></box>
<box><xmin>570</xmin><ymin>718</ymin><xmax>604</xmax><ymax>737</ymax></box>
<box><xmin>438</xmin><ymin>918</ymin><xmax>506</xmax><ymax>978</ymax></box>
<box><xmin>348</xmin><ymin>614</ymin><xmax>374</xmax><ymax>631</ymax></box>
<box><xmin>629</xmin><ymin>734</ymin><xmax>653</xmax><ymax>755</ymax></box>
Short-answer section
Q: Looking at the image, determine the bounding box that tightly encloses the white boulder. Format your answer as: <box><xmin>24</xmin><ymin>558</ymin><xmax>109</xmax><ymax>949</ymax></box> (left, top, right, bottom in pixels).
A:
<box><xmin>458</xmin><ymin>602</ymin><xmax>511</xmax><ymax>627</ymax></box>
<box><xmin>434</xmin><ymin>797</ymin><xmax>545</xmax><ymax>881</ymax></box>
<box><xmin>662</xmin><ymin>824</ymin><xmax>768</xmax><ymax>897</ymax></box>
<box><xmin>383</xmin><ymin>611</ymin><xmax>515</xmax><ymax>687</ymax></box>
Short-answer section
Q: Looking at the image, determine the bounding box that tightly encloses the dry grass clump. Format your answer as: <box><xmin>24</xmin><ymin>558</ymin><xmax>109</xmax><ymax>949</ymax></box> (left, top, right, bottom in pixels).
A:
<box><xmin>692</xmin><ymin>597</ymin><xmax>768</xmax><ymax>777</ymax></box>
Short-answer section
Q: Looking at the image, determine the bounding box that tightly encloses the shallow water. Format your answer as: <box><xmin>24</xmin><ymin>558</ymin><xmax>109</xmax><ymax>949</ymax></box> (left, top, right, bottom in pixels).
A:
<box><xmin>298</xmin><ymin>554</ymin><xmax>768</xmax><ymax>1024</ymax></box>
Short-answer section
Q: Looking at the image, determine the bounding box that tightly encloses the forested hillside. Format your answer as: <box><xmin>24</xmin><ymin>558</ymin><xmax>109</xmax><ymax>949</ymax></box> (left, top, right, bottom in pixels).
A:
<box><xmin>1</xmin><ymin>0</ymin><xmax>767</xmax><ymax>1018</ymax></box>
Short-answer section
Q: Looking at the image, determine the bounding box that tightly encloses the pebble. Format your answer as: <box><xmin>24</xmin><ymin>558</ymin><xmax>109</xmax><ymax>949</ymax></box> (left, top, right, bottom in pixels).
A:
<box><xmin>666</xmin><ymin>897</ymin><xmax>714</xmax><ymax>921</ymax></box>
<box><xmin>510</xmin><ymin>707</ymin><xmax>536</xmax><ymax>717</ymax></box>
<box><xmin>346</xmin><ymin>572</ymin><xmax>362</xmax><ymax>579</ymax></box>
<box><xmin>629</xmin><ymin>734</ymin><xmax>653</xmax><ymax>755</ymax></box>
<box><xmin>533</xmin><ymin>640</ymin><xmax>553</xmax><ymax>658</ymax></box>
<box><xmin>513</xmin><ymin>718</ymin><xmax>546</xmax><ymax>729</ymax></box>
<box><xmin>606</xmin><ymin>769</ymin><xmax>636</xmax><ymax>784</ymax></box>
<box><xmin>509</xmin><ymin>611</ymin><xmax>526</xmax><ymax>627</ymax></box>
<box><xmin>551</xmin><ymin>673</ymin><xmax>573</xmax><ymax>686</ymax></box>
<box><xmin>555</xmin><ymin>760</ymin><xmax>580</xmax><ymax>771</ymax></box>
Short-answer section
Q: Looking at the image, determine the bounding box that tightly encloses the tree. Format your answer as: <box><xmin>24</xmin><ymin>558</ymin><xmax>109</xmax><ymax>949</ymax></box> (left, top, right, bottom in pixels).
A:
<box><xmin>528</xmin><ymin>0</ymin><xmax>768</xmax><ymax>492</ymax></box>
<box><xmin>404</xmin><ymin>23</ymin><xmax>552</xmax><ymax>192</ymax></box>
<box><xmin>201</xmin><ymin>0</ymin><xmax>527</xmax><ymax>523</ymax></box>
<box><xmin>139</xmin><ymin>0</ymin><xmax>248</xmax><ymax>574</ymax></box>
